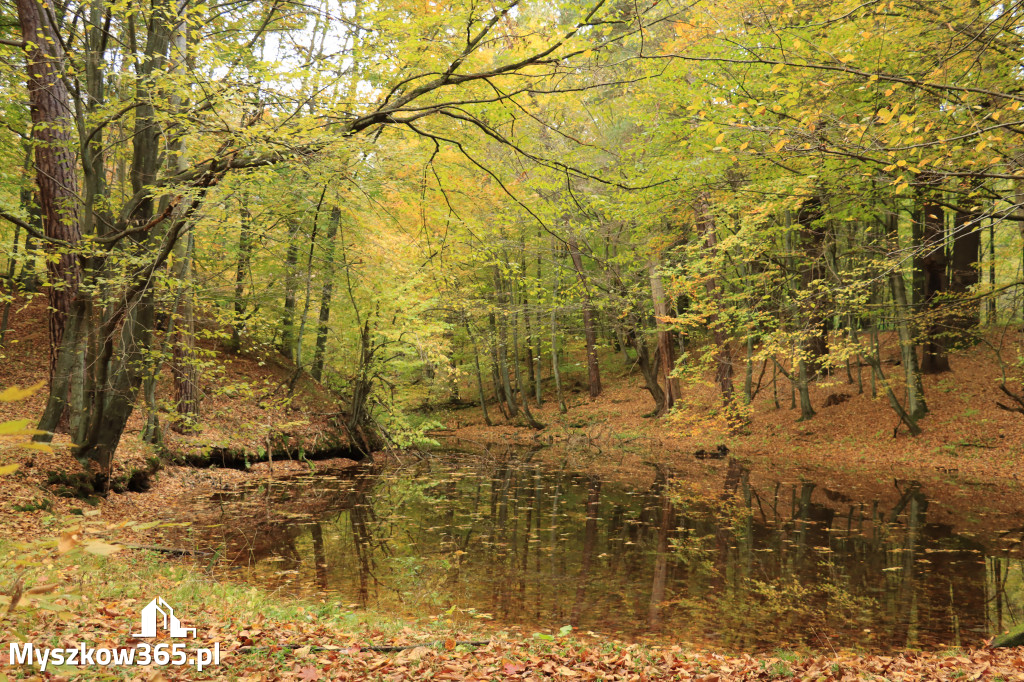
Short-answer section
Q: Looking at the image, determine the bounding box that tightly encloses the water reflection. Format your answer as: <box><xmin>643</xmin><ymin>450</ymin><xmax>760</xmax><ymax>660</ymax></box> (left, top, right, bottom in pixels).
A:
<box><xmin>183</xmin><ymin>452</ymin><xmax>1024</xmax><ymax>651</ymax></box>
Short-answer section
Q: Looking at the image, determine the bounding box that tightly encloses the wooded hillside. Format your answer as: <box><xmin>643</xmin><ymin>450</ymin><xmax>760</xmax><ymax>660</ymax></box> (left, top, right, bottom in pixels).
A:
<box><xmin>1</xmin><ymin>0</ymin><xmax>1022</xmax><ymax>494</ymax></box>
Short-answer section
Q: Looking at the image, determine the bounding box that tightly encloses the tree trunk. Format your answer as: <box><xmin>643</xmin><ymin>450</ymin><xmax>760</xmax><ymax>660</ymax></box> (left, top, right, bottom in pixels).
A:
<box><xmin>918</xmin><ymin>201</ymin><xmax>951</xmax><ymax>374</ymax></box>
<box><xmin>492</xmin><ymin>269</ymin><xmax>518</xmax><ymax>417</ymax></box>
<box><xmin>550</xmin><ymin>305</ymin><xmax>567</xmax><ymax>414</ymax></box>
<box><xmin>796</xmin><ymin>195</ymin><xmax>829</xmax><ymax>377</ymax></box>
<box><xmin>312</xmin><ymin>207</ymin><xmax>340</xmax><ymax>382</ymax></box>
<box><xmin>891</xmin><ymin>268</ymin><xmax>928</xmax><ymax>421</ymax></box>
<box><xmin>281</xmin><ymin>220</ymin><xmax>300</xmax><ymax>359</ymax></box>
<box><xmin>627</xmin><ymin>327</ymin><xmax>665</xmax><ymax>416</ymax></box>
<box><xmin>694</xmin><ymin>192</ymin><xmax>734</xmax><ymax>403</ymax></box>
<box><xmin>566</xmin><ymin>229</ymin><xmax>601</xmax><ymax>398</ymax></box>
<box><xmin>16</xmin><ymin>0</ymin><xmax>83</xmax><ymax>425</ymax></box>
<box><xmin>171</xmin><ymin>231</ymin><xmax>200</xmax><ymax>433</ymax></box>
<box><xmin>231</xmin><ymin>194</ymin><xmax>255</xmax><ymax>352</ymax></box>
<box><xmin>465</xmin><ymin>321</ymin><xmax>493</xmax><ymax>426</ymax></box>
<box><xmin>987</xmin><ymin>217</ymin><xmax>996</xmax><ymax>322</ymax></box>
<box><xmin>511</xmin><ymin>310</ymin><xmax>543</xmax><ymax>429</ymax></box>
<box><xmin>950</xmin><ymin>204</ymin><xmax>982</xmax><ymax>334</ymax></box>
<box><xmin>294</xmin><ymin>196</ymin><xmax>324</xmax><ymax>375</ymax></box>
<box><xmin>649</xmin><ymin>261</ymin><xmax>679</xmax><ymax>408</ymax></box>
<box><xmin>796</xmin><ymin>357</ymin><xmax>815</xmax><ymax>421</ymax></box>
<box><xmin>887</xmin><ymin>211</ymin><xmax>928</xmax><ymax>420</ymax></box>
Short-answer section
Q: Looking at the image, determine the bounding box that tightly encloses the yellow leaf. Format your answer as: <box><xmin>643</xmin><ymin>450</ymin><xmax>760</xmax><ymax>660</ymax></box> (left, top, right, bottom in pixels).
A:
<box><xmin>0</xmin><ymin>382</ymin><xmax>45</xmax><ymax>403</ymax></box>
<box><xmin>0</xmin><ymin>419</ymin><xmax>43</xmax><ymax>436</ymax></box>
<box><xmin>0</xmin><ymin>463</ymin><xmax>19</xmax><ymax>476</ymax></box>
<box><xmin>840</xmin><ymin>55</ymin><xmax>854</xmax><ymax>64</ymax></box>
<box><xmin>715</xmin><ymin>132</ymin><xmax>726</xmax><ymax>144</ymax></box>
<box><xmin>772</xmin><ymin>63</ymin><xmax>784</xmax><ymax>73</ymax></box>
<box><xmin>773</xmin><ymin>139</ymin><xmax>788</xmax><ymax>152</ymax></box>
<box><xmin>18</xmin><ymin>442</ymin><xmax>53</xmax><ymax>453</ymax></box>
<box><xmin>976</xmin><ymin>140</ymin><xmax>987</xmax><ymax>152</ymax></box>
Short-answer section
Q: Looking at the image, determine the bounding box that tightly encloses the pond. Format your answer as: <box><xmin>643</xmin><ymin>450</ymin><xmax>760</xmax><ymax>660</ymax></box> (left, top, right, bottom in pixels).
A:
<box><xmin>173</xmin><ymin>447</ymin><xmax>1024</xmax><ymax>652</ymax></box>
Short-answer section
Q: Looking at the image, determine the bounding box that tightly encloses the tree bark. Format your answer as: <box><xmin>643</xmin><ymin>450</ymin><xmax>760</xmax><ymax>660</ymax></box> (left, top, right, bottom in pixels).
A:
<box><xmin>796</xmin><ymin>195</ymin><xmax>829</xmax><ymax>377</ymax></box>
<box><xmin>566</xmin><ymin>229</ymin><xmax>601</xmax><ymax>398</ymax></box>
<box><xmin>950</xmin><ymin>204</ymin><xmax>982</xmax><ymax>333</ymax></box>
<box><xmin>312</xmin><ymin>207</ymin><xmax>341</xmax><ymax>382</ymax></box>
<box><xmin>281</xmin><ymin>219</ymin><xmax>300</xmax><ymax>359</ymax></box>
<box><xmin>16</xmin><ymin>0</ymin><xmax>83</xmax><ymax>423</ymax></box>
<box><xmin>171</xmin><ymin>231</ymin><xmax>200</xmax><ymax>432</ymax></box>
<box><xmin>918</xmin><ymin>201</ymin><xmax>951</xmax><ymax>374</ymax></box>
<box><xmin>231</xmin><ymin>194</ymin><xmax>255</xmax><ymax>352</ymax></box>
<box><xmin>649</xmin><ymin>261</ymin><xmax>679</xmax><ymax>408</ymax></box>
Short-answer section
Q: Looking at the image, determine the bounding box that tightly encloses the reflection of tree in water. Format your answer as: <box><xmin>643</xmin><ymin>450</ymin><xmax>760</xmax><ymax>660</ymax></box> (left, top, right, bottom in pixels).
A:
<box><xmin>182</xmin><ymin>452</ymin><xmax>1022</xmax><ymax>651</ymax></box>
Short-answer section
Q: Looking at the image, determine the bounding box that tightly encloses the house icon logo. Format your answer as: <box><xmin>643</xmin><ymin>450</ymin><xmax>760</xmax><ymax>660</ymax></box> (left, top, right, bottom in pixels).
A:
<box><xmin>133</xmin><ymin>597</ymin><xmax>196</xmax><ymax>638</ymax></box>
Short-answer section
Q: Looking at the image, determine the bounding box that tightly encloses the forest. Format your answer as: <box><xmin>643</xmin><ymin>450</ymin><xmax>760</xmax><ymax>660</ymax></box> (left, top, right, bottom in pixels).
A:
<box><xmin>1</xmin><ymin>0</ymin><xmax>1024</xmax><ymax>679</ymax></box>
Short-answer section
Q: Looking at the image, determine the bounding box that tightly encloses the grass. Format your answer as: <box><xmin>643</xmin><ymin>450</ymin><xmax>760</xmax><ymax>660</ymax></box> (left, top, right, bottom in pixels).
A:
<box><xmin>0</xmin><ymin>536</ymin><xmax>452</xmax><ymax>651</ymax></box>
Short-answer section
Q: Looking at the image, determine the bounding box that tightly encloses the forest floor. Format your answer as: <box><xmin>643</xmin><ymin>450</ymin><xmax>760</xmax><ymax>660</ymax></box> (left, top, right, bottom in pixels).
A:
<box><xmin>2</xmin><ymin>297</ymin><xmax>1024</xmax><ymax>679</ymax></box>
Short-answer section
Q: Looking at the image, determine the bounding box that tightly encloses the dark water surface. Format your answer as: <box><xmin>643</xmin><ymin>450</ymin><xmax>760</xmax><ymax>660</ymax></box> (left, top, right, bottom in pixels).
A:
<box><xmin>180</xmin><ymin>448</ymin><xmax>1023</xmax><ymax>651</ymax></box>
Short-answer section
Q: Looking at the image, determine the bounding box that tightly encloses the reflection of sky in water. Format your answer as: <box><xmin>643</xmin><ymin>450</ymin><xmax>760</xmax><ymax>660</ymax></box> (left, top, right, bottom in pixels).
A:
<box><xmin>187</xmin><ymin>453</ymin><xmax>1024</xmax><ymax>652</ymax></box>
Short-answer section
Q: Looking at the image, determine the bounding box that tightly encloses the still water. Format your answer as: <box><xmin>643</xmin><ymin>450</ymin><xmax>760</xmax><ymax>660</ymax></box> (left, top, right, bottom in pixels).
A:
<box><xmin>180</xmin><ymin>448</ymin><xmax>1023</xmax><ymax>651</ymax></box>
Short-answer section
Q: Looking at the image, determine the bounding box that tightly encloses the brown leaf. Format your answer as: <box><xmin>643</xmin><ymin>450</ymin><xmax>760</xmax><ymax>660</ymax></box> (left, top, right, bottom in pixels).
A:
<box><xmin>57</xmin><ymin>530</ymin><xmax>79</xmax><ymax>555</ymax></box>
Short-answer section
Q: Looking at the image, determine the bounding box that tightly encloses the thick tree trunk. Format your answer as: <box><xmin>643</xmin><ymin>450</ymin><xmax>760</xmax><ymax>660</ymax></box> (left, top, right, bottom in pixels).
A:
<box><xmin>78</xmin><ymin>290</ymin><xmax>156</xmax><ymax>473</ymax></box>
<box><xmin>886</xmin><ymin>211</ymin><xmax>928</xmax><ymax>420</ymax></box>
<box><xmin>627</xmin><ymin>327</ymin><xmax>665</xmax><ymax>416</ymax></box>
<box><xmin>16</xmin><ymin>0</ymin><xmax>83</xmax><ymax>426</ymax></box>
<box><xmin>950</xmin><ymin>205</ymin><xmax>982</xmax><ymax>333</ymax></box>
<box><xmin>796</xmin><ymin>196</ymin><xmax>829</xmax><ymax>377</ymax></box>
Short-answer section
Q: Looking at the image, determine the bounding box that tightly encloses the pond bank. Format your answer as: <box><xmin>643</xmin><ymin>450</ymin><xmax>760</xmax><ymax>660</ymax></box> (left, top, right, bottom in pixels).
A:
<box><xmin>2</xmin><ymin>537</ymin><xmax>1024</xmax><ymax>681</ymax></box>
